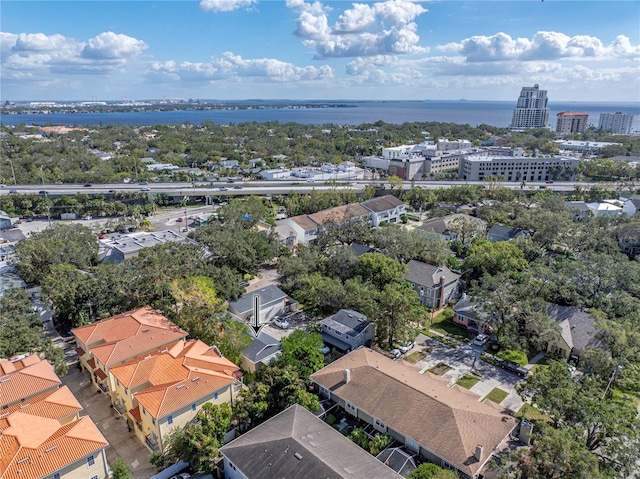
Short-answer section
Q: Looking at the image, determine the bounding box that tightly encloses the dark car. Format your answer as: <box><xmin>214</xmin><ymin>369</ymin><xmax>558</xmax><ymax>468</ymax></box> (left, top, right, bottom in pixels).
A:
<box><xmin>233</xmin><ymin>185</ymin><xmax>243</xmax><ymax>189</ymax></box>
<box><xmin>500</xmin><ymin>360</ymin><xmax>529</xmax><ymax>378</ymax></box>
<box><xmin>9</xmin><ymin>189</ymin><xmax>18</xmax><ymax>194</ymax></box>
<box><xmin>38</xmin><ymin>190</ymin><xmax>49</xmax><ymax>196</ymax></box>
<box><xmin>83</xmin><ymin>183</ymin><xmax>92</xmax><ymax>187</ymax></box>
<box><xmin>139</xmin><ymin>181</ymin><xmax>148</xmax><ymax>185</ymax></box>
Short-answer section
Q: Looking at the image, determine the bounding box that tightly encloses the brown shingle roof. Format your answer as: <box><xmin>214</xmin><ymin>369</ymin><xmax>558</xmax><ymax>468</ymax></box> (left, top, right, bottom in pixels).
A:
<box><xmin>360</xmin><ymin>195</ymin><xmax>404</xmax><ymax>213</ymax></box>
<box><xmin>288</xmin><ymin>215</ymin><xmax>320</xmax><ymax>232</ymax></box>
<box><xmin>310</xmin><ymin>348</ymin><xmax>517</xmax><ymax>477</ymax></box>
<box><xmin>0</xmin><ymin>357</ymin><xmax>61</xmax><ymax>407</ymax></box>
<box><xmin>0</xmin><ymin>413</ymin><xmax>107</xmax><ymax>479</ymax></box>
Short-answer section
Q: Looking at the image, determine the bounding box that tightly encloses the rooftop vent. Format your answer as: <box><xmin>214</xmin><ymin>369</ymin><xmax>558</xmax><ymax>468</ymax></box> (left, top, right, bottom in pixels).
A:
<box><xmin>294</xmin><ymin>453</ymin><xmax>302</xmax><ymax>460</ymax></box>
<box><xmin>176</xmin><ymin>384</ymin><xmax>185</xmax><ymax>389</ymax></box>
<box><xmin>191</xmin><ymin>377</ymin><xmax>200</xmax><ymax>382</ymax></box>
<box><xmin>141</xmin><ymin>328</ymin><xmax>150</xmax><ymax>332</ymax></box>
<box><xmin>19</xmin><ymin>403</ymin><xmax>30</xmax><ymax>409</ymax></box>
<box><xmin>17</xmin><ymin>457</ymin><xmax>30</xmax><ymax>465</ymax></box>
<box><xmin>44</xmin><ymin>446</ymin><xmax>56</xmax><ymax>453</ymax></box>
<box><xmin>0</xmin><ymin>376</ymin><xmax>10</xmax><ymax>383</ymax></box>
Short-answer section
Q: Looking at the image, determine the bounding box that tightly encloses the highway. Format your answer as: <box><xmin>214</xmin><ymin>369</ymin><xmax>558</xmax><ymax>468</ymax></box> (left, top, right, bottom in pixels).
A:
<box><xmin>0</xmin><ymin>179</ymin><xmax>609</xmax><ymax>197</ymax></box>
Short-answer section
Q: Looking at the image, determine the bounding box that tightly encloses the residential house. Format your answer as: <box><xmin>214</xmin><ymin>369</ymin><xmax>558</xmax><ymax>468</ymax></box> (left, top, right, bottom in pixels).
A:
<box><xmin>320</xmin><ymin>309</ymin><xmax>374</xmax><ymax>353</ymax></box>
<box><xmin>565</xmin><ymin>201</ymin><xmax>592</xmax><ymax>221</ymax></box>
<box><xmin>241</xmin><ymin>333</ymin><xmax>281</xmax><ymax>373</ymax></box>
<box><xmin>452</xmin><ymin>294</ymin><xmax>485</xmax><ymax>333</ymax></box>
<box><xmin>0</xmin><ymin>354</ymin><xmax>61</xmax><ymax>408</ymax></box>
<box><xmin>418</xmin><ymin>214</ymin><xmax>486</xmax><ymax>242</ymax></box>
<box><xmin>0</xmin><ymin>361</ymin><xmax>109</xmax><ymax>479</ymax></box>
<box><xmin>350</xmin><ymin>243</ymin><xmax>376</xmax><ymax>256</ymax></box>
<box><xmin>309</xmin><ymin>348</ymin><xmax>518</xmax><ymax>479</ymax></box>
<box><xmin>219</xmin><ymin>404</ymin><xmax>401</xmax><ymax>479</ymax></box>
<box><xmin>545</xmin><ymin>304</ymin><xmax>603</xmax><ymax>361</ymax></box>
<box><xmin>361</xmin><ymin>195</ymin><xmax>406</xmax><ymax>226</ymax></box>
<box><xmin>404</xmin><ymin>260</ymin><xmax>461</xmax><ymax>309</ymax></box>
<box><xmin>99</xmin><ymin>230</ymin><xmax>190</xmax><ymax>263</ymax></box>
<box><xmin>109</xmin><ymin>339</ymin><xmax>241</xmax><ymax>453</ymax></box>
<box><xmin>617</xmin><ymin>222</ymin><xmax>640</xmax><ymax>258</ymax></box>
<box><xmin>487</xmin><ymin>224</ymin><xmax>527</xmax><ymax>242</ymax></box>
<box><xmin>228</xmin><ymin>285</ymin><xmax>294</xmax><ymax>326</ymax></box>
<box><xmin>622</xmin><ymin>197</ymin><xmax>640</xmax><ymax>216</ymax></box>
<box><xmin>72</xmin><ymin>306</ymin><xmax>188</xmax><ymax>394</ymax></box>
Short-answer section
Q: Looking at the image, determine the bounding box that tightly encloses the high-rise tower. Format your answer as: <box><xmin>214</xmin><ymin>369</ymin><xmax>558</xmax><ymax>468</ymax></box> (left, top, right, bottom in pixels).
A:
<box><xmin>510</xmin><ymin>84</ymin><xmax>550</xmax><ymax>129</ymax></box>
<box><xmin>598</xmin><ymin>112</ymin><xmax>634</xmax><ymax>135</ymax></box>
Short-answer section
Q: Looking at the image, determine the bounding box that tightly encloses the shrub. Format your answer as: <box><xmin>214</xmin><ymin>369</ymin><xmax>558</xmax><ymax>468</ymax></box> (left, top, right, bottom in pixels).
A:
<box><xmin>325</xmin><ymin>413</ymin><xmax>337</xmax><ymax>426</ymax></box>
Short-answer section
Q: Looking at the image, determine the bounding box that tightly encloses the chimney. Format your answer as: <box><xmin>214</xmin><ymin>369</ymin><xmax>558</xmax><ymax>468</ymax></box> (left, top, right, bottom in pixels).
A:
<box><xmin>439</xmin><ymin>275</ymin><xmax>446</xmax><ymax>308</ymax></box>
<box><xmin>474</xmin><ymin>445</ymin><xmax>483</xmax><ymax>462</ymax></box>
<box><xmin>519</xmin><ymin>420</ymin><xmax>534</xmax><ymax>445</ymax></box>
<box><xmin>343</xmin><ymin>369</ymin><xmax>351</xmax><ymax>384</ymax></box>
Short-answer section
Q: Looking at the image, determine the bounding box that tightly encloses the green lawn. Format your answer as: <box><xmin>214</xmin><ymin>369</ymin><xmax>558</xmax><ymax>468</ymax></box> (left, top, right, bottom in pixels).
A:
<box><xmin>430</xmin><ymin>309</ymin><xmax>470</xmax><ymax>342</ymax></box>
<box><xmin>456</xmin><ymin>374</ymin><xmax>480</xmax><ymax>389</ymax></box>
<box><xmin>514</xmin><ymin>403</ymin><xmax>552</xmax><ymax>423</ymax></box>
<box><xmin>496</xmin><ymin>349</ymin><xmax>528</xmax><ymax>366</ymax></box>
<box><xmin>405</xmin><ymin>351</ymin><xmax>427</xmax><ymax>364</ymax></box>
<box><xmin>483</xmin><ymin>388</ymin><xmax>508</xmax><ymax>404</ymax></box>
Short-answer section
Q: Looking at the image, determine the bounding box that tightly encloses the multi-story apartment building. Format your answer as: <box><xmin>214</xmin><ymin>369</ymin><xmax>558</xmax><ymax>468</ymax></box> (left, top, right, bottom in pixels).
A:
<box><xmin>72</xmin><ymin>306</ymin><xmax>188</xmax><ymax>394</ymax></box>
<box><xmin>598</xmin><ymin>112</ymin><xmax>634</xmax><ymax>134</ymax></box>
<box><xmin>458</xmin><ymin>155</ymin><xmax>579</xmax><ymax>182</ymax></box>
<box><xmin>510</xmin><ymin>84</ymin><xmax>550</xmax><ymax>129</ymax></box>
<box><xmin>555</xmin><ymin>111</ymin><xmax>588</xmax><ymax>134</ymax></box>
<box><xmin>0</xmin><ymin>355</ymin><xmax>109</xmax><ymax>479</ymax></box>
<box><xmin>108</xmin><ymin>339</ymin><xmax>241</xmax><ymax>453</ymax></box>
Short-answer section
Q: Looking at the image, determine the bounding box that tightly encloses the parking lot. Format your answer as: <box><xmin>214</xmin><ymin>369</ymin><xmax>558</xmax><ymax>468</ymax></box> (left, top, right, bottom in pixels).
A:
<box><xmin>63</xmin><ymin>368</ymin><xmax>158</xmax><ymax>479</ymax></box>
<box><xmin>409</xmin><ymin>334</ymin><xmax>525</xmax><ymax>412</ymax></box>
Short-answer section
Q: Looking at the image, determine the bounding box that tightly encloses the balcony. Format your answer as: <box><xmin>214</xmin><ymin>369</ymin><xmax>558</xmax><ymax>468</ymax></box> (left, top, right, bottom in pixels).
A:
<box><xmin>98</xmin><ymin>382</ymin><xmax>108</xmax><ymax>393</ymax></box>
<box><xmin>113</xmin><ymin>401</ymin><xmax>127</xmax><ymax>415</ymax></box>
<box><xmin>145</xmin><ymin>436</ymin><xmax>159</xmax><ymax>452</ymax></box>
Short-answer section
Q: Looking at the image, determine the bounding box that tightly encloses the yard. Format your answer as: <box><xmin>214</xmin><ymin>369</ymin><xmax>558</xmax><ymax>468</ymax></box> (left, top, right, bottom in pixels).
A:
<box><xmin>483</xmin><ymin>387</ymin><xmax>509</xmax><ymax>404</ymax></box>
<box><xmin>514</xmin><ymin>404</ymin><xmax>551</xmax><ymax>423</ymax></box>
<box><xmin>429</xmin><ymin>308</ymin><xmax>470</xmax><ymax>343</ymax></box>
<box><xmin>428</xmin><ymin>362</ymin><xmax>452</xmax><ymax>376</ymax></box>
<box><xmin>456</xmin><ymin>374</ymin><xmax>480</xmax><ymax>389</ymax></box>
<box><xmin>404</xmin><ymin>350</ymin><xmax>428</xmax><ymax>364</ymax></box>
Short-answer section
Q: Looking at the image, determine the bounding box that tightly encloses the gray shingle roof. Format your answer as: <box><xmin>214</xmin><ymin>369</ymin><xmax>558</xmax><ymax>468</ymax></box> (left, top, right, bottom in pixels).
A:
<box><xmin>404</xmin><ymin>260</ymin><xmax>460</xmax><ymax>287</ymax></box>
<box><xmin>361</xmin><ymin>195</ymin><xmax>404</xmax><ymax>213</ymax></box>
<box><xmin>546</xmin><ymin>304</ymin><xmax>602</xmax><ymax>351</ymax></box>
<box><xmin>228</xmin><ymin>285</ymin><xmax>288</xmax><ymax>316</ymax></box>
<box><xmin>242</xmin><ymin>334</ymin><xmax>281</xmax><ymax>362</ymax></box>
<box><xmin>220</xmin><ymin>404</ymin><xmax>401</xmax><ymax>479</ymax></box>
<box><xmin>488</xmin><ymin>224</ymin><xmax>526</xmax><ymax>241</ymax></box>
<box><xmin>321</xmin><ymin>309</ymin><xmax>368</xmax><ymax>335</ymax></box>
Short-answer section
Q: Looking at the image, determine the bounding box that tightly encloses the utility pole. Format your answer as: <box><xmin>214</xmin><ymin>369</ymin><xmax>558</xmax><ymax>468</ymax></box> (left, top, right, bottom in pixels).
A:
<box><xmin>40</xmin><ymin>165</ymin><xmax>45</xmax><ymax>186</ymax></box>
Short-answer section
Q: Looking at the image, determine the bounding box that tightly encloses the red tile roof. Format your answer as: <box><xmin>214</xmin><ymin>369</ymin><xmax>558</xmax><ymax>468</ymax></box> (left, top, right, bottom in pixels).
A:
<box><xmin>128</xmin><ymin>406</ymin><xmax>142</xmax><ymax>424</ymax></box>
<box><xmin>0</xmin><ymin>357</ymin><xmax>61</xmax><ymax>407</ymax></box>
<box><xmin>72</xmin><ymin>307</ymin><xmax>187</xmax><ymax>368</ymax></box>
<box><xmin>0</xmin><ymin>413</ymin><xmax>107</xmax><ymax>479</ymax></box>
<box><xmin>0</xmin><ymin>386</ymin><xmax>82</xmax><ymax>430</ymax></box>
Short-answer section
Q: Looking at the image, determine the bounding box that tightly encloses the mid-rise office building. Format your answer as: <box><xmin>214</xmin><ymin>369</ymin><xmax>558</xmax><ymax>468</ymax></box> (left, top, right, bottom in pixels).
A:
<box><xmin>458</xmin><ymin>155</ymin><xmax>579</xmax><ymax>182</ymax></box>
<box><xmin>598</xmin><ymin>112</ymin><xmax>634</xmax><ymax>135</ymax></box>
<box><xmin>556</xmin><ymin>111</ymin><xmax>588</xmax><ymax>134</ymax></box>
<box><xmin>510</xmin><ymin>84</ymin><xmax>550</xmax><ymax>129</ymax></box>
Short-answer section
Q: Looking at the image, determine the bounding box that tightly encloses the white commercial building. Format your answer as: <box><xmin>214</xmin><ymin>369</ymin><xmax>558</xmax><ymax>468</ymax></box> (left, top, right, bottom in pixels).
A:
<box><xmin>598</xmin><ymin>112</ymin><xmax>634</xmax><ymax>135</ymax></box>
<box><xmin>458</xmin><ymin>155</ymin><xmax>579</xmax><ymax>182</ymax></box>
<box><xmin>510</xmin><ymin>84</ymin><xmax>550</xmax><ymax>129</ymax></box>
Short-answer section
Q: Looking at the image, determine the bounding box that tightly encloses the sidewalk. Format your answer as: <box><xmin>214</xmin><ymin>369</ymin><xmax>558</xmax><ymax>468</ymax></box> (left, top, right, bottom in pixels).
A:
<box><xmin>525</xmin><ymin>351</ymin><xmax>546</xmax><ymax>370</ymax></box>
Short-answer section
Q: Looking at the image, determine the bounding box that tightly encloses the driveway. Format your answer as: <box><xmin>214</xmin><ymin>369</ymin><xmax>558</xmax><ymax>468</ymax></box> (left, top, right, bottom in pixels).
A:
<box><xmin>246</xmin><ymin>266</ymin><xmax>280</xmax><ymax>293</ymax></box>
<box><xmin>412</xmin><ymin>334</ymin><xmax>525</xmax><ymax>412</ymax></box>
<box><xmin>63</xmin><ymin>369</ymin><xmax>157</xmax><ymax>479</ymax></box>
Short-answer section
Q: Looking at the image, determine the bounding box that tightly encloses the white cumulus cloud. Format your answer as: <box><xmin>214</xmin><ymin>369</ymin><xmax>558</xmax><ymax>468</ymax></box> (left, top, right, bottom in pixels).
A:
<box><xmin>81</xmin><ymin>32</ymin><xmax>147</xmax><ymax>60</ymax></box>
<box><xmin>149</xmin><ymin>52</ymin><xmax>333</xmax><ymax>83</ymax></box>
<box><xmin>288</xmin><ymin>0</ymin><xmax>428</xmax><ymax>58</ymax></box>
<box><xmin>439</xmin><ymin>31</ymin><xmax>639</xmax><ymax>62</ymax></box>
<box><xmin>199</xmin><ymin>0</ymin><xmax>257</xmax><ymax>12</ymax></box>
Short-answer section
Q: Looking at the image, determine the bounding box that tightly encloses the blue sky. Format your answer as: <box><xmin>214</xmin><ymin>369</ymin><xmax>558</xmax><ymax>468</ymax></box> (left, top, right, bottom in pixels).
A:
<box><xmin>2</xmin><ymin>0</ymin><xmax>639</xmax><ymax>101</ymax></box>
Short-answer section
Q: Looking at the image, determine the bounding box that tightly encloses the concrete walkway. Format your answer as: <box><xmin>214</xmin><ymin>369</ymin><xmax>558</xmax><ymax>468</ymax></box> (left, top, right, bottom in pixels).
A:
<box><xmin>525</xmin><ymin>351</ymin><xmax>546</xmax><ymax>370</ymax></box>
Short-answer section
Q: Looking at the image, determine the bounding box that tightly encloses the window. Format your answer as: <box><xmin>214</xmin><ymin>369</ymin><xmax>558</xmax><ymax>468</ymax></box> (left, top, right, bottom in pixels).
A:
<box><xmin>213</xmin><ymin>392</ymin><xmax>218</xmax><ymax>401</ymax></box>
<box><xmin>152</xmin><ymin>418</ymin><xmax>155</xmax><ymax>425</ymax></box>
<box><xmin>91</xmin><ymin>476</ymin><xmax>98</xmax><ymax>479</ymax></box>
<box><xmin>191</xmin><ymin>403</ymin><xmax>196</xmax><ymax>412</ymax></box>
<box><xmin>87</xmin><ymin>455</ymin><xmax>95</xmax><ymax>468</ymax></box>
<box><xmin>53</xmin><ymin>473</ymin><xmax>60</xmax><ymax>479</ymax></box>
<box><xmin>167</xmin><ymin>415</ymin><xmax>173</xmax><ymax>425</ymax></box>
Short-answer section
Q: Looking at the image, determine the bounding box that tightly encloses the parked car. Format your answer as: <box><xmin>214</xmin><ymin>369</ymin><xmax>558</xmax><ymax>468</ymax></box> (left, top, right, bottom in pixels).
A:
<box><xmin>138</xmin><ymin>181</ymin><xmax>148</xmax><ymax>185</ymax></box>
<box><xmin>390</xmin><ymin>349</ymin><xmax>402</xmax><ymax>359</ymax></box>
<box><xmin>500</xmin><ymin>360</ymin><xmax>529</xmax><ymax>378</ymax></box>
<box><xmin>472</xmin><ymin>334</ymin><xmax>489</xmax><ymax>347</ymax></box>
<box><xmin>274</xmin><ymin>317</ymin><xmax>290</xmax><ymax>330</ymax></box>
<box><xmin>398</xmin><ymin>342</ymin><xmax>415</xmax><ymax>354</ymax></box>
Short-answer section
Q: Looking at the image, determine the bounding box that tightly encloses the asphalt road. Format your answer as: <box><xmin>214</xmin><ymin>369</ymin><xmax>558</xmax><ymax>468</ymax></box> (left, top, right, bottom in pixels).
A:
<box><xmin>1</xmin><ymin>179</ymin><xmax>618</xmax><ymax>197</ymax></box>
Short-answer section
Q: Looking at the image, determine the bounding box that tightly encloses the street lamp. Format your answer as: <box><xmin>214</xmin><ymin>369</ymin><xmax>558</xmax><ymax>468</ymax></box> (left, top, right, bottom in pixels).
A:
<box><xmin>4</xmin><ymin>159</ymin><xmax>16</xmax><ymax>185</ymax></box>
<box><xmin>40</xmin><ymin>165</ymin><xmax>45</xmax><ymax>186</ymax></box>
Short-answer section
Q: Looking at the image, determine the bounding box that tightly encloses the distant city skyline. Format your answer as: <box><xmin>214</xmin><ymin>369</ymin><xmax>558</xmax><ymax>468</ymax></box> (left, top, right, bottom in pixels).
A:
<box><xmin>2</xmin><ymin>1</ymin><xmax>639</xmax><ymax>102</ymax></box>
